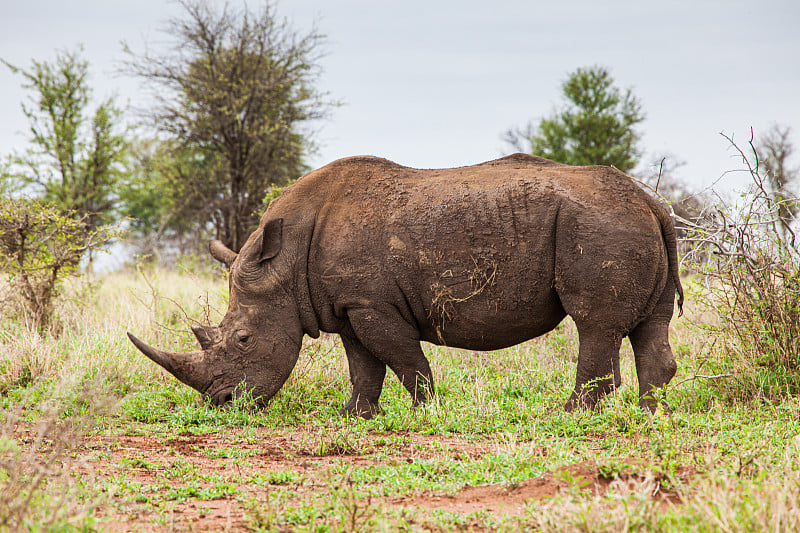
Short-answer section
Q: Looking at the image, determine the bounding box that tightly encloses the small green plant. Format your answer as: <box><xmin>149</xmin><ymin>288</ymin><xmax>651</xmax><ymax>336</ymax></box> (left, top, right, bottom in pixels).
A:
<box><xmin>267</xmin><ymin>470</ymin><xmax>298</xmax><ymax>485</ymax></box>
<box><xmin>263</xmin><ymin>182</ymin><xmax>292</xmax><ymax>211</ymax></box>
<box><xmin>0</xmin><ymin>198</ymin><xmax>118</xmax><ymax>331</ymax></box>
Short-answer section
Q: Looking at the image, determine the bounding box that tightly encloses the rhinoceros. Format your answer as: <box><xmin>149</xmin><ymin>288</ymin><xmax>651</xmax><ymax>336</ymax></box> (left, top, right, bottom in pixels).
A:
<box><xmin>128</xmin><ymin>153</ymin><xmax>683</xmax><ymax>416</ymax></box>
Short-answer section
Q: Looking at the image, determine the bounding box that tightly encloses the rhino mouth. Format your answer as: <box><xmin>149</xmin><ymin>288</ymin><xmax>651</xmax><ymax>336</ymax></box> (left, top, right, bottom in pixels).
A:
<box><xmin>205</xmin><ymin>384</ymin><xmax>275</xmax><ymax>408</ymax></box>
<box><xmin>206</xmin><ymin>386</ymin><xmax>236</xmax><ymax>406</ymax></box>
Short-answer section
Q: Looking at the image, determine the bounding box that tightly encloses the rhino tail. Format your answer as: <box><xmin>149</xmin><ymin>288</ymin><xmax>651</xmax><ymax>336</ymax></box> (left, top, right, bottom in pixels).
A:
<box><xmin>646</xmin><ymin>195</ymin><xmax>685</xmax><ymax>316</ymax></box>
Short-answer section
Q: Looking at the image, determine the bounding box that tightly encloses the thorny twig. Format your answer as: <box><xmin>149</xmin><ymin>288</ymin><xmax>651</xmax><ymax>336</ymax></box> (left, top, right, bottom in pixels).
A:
<box><xmin>656</xmin><ymin>156</ymin><xmax>666</xmax><ymax>194</ymax></box>
<box><xmin>673</xmin><ymin>130</ymin><xmax>800</xmax><ymax>379</ymax></box>
<box><xmin>672</xmin><ymin>373</ymin><xmax>735</xmax><ymax>388</ymax></box>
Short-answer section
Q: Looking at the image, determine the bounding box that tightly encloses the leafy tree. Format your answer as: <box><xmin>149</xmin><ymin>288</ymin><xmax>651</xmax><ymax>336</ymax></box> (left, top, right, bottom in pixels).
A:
<box><xmin>123</xmin><ymin>0</ymin><xmax>336</xmax><ymax>252</ymax></box>
<box><xmin>121</xmin><ymin>136</ymin><xmax>296</xmax><ymax>262</ymax></box>
<box><xmin>119</xmin><ymin>137</ymin><xmax>218</xmax><ymax>259</ymax></box>
<box><xmin>0</xmin><ymin>198</ymin><xmax>118</xmax><ymax>331</ymax></box>
<box><xmin>2</xmin><ymin>48</ymin><xmax>128</xmax><ymax>234</ymax></box>
<box><xmin>0</xmin><ymin>157</ymin><xmax>22</xmax><ymax>197</ymax></box>
<box><xmin>503</xmin><ymin>65</ymin><xmax>644</xmax><ymax>173</ymax></box>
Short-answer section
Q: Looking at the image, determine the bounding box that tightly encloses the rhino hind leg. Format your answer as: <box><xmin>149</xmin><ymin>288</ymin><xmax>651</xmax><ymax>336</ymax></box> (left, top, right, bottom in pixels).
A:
<box><xmin>347</xmin><ymin>307</ymin><xmax>434</xmax><ymax>409</ymax></box>
<box><xmin>565</xmin><ymin>324</ymin><xmax>623</xmax><ymax>411</ymax></box>
<box><xmin>628</xmin><ymin>280</ymin><xmax>678</xmax><ymax>413</ymax></box>
<box><xmin>340</xmin><ymin>333</ymin><xmax>386</xmax><ymax>419</ymax></box>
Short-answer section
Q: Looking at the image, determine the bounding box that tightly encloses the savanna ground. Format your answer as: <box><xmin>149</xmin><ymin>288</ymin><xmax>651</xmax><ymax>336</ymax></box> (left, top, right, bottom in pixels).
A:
<box><xmin>3</xmin><ymin>264</ymin><xmax>800</xmax><ymax>532</ymax></box>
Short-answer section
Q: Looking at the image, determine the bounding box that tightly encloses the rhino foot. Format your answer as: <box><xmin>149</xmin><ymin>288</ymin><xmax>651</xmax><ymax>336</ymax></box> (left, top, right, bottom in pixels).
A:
<box><xmin>564</xmin><ymin>393</ymin><xmax>600</xmax><ymax>412</ymax></box>
<box><xmin>564</xmin><ymin>375</ymin><xmax>617</xmax><ymax>412</ymax></box>
<box><xmin>340</xmin><ymin>398</ymin><xmax>384</xmax><ymax>419</ymax></box>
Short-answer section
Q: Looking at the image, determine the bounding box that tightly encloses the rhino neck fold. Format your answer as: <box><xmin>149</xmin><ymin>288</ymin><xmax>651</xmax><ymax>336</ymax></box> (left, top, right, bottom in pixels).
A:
<box><xmin>295</xmin><ymin>211</ymin><xmax>322</xmax><ymax>339</ymax></box>
<box><xmin>266</xmin><ymin>174</ymin><xmax>328</xmax><ymax>339</ymax></box>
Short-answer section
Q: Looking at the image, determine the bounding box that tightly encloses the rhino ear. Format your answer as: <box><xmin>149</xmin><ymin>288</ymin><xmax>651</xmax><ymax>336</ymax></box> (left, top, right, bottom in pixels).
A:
<box><xmin>260</xmin><ymin>218</ymin><xmax>283</xmax><ymax>262</ymax></box>
<box><xmin>209</xmin><ymin>240</ymin><xmax>237</xmax><ymax>267</ymax></box>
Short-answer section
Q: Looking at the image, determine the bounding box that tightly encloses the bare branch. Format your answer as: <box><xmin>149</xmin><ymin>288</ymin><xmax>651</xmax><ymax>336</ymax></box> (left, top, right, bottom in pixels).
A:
<box><xmin>673</xmin><ymin>373</ymin><xmax>735</xmax><ymax>388</ymax></box>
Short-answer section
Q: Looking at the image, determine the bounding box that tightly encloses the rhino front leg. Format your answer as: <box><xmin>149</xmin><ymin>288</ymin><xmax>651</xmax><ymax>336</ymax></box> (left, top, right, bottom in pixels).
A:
<box><xmin>340</xmin><ymin>332</ymin><xmax>386</xmax><ymax>419</ymax></box>
<box><xmin>347</xmin><ymin>307</ymin><xmax>434</xmax><ymax>407</ymax></box>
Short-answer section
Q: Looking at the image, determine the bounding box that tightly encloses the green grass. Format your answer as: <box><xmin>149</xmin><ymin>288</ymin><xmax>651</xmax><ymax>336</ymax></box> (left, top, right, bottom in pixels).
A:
<box><xmin>2</xmin><ymin>267</ymin><xmax>800</xmax><ymax>531</ymax></box>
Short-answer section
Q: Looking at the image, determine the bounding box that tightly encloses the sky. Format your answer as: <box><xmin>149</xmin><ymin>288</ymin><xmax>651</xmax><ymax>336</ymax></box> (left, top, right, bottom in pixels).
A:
<box><xmin>1</xmin><ymin>0</ymin><xmax>798</xmax><ymax>192</ymax></box>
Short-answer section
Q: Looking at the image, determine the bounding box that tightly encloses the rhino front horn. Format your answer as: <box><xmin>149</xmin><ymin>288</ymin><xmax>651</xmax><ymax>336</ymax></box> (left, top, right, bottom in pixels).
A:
<box><xmin>127</xmin><ymin>332</ymin><xmax>213</xmax><ymax>393</ymax></box>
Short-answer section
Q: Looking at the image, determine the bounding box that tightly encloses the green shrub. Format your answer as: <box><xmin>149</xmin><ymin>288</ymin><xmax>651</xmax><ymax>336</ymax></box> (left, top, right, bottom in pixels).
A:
<box><xmin>0</xmin><ymin>198</ymin><xmax>117</xmax><ymax>331</ymax></box>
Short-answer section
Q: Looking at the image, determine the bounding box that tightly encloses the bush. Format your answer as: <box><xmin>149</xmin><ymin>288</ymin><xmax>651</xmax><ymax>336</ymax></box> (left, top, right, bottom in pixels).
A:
<box><xmin>680</xmin><ymin>132</ymin><xmax>800</xmax><ymax>399</ymax></box>
<box><xmin>0</xmin><ymin>198</ymin><xmax>118</xmax><ymax>331</ymax></box>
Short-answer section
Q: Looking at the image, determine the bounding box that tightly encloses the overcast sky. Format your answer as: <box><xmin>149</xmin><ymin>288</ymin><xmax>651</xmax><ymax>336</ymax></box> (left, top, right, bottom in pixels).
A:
<box><xmin>1</xmin><ymin>0</ymin><xmax>798</xmax><ymax>191</ymax></box>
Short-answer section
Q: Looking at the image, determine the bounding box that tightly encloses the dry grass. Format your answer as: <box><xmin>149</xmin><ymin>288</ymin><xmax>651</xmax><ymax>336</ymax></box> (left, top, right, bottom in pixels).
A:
<box><xmin>0</xmin><ymin>265</ymin><xmax>228</xmax><ymax>530</ymax></box>
<box><xmin>521</xmin><ymin>454</ymin><xmax>800</xmax><ymax>533</ymax></box>
<box><xmin>0</xmin><ymin>265</ymin><xmax>228</xmax><ymax>394</ymax></box>
<box><xmin>429</xmin><ymin>256</ymin><xmax>498</xmax><ymax>342</ymax></box>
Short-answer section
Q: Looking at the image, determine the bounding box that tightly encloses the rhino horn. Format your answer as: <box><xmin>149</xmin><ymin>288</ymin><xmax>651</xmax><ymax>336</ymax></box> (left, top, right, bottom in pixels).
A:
<box><xmin>191</xmin><ymin>324</ymin><xmax>217</xmax><ymax>350</ymax></box>
<box><xmin>127</xmin><ymin>332</ymin><xmax>213</xmax><ymax>393</ymax></box>
<box><xmin>209</xmin><ymin>240</ymin><xmax>237</xmax><ymax>267</ymax></box>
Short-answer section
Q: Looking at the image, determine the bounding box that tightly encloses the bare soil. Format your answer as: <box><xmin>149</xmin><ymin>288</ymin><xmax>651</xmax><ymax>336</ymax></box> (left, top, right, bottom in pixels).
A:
<box><xmin>78</xmin><ymin>429</ymin><xmax>685</xmax><ymax>531</ymax></box>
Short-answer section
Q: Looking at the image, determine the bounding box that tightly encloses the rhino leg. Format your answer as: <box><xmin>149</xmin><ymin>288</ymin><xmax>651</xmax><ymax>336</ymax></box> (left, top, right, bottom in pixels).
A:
<box><xmin>347</xmin><ymin>307</ymin><xmax>434</xmax><ymax>407</ymax></box>
<box><xmin>628</xmin><ymin>281</ymin><xmax>678</xmax><ymax>413</ymax></box>
<box><xmin>340</xmin><ymin>333</ymin><xmax>386</xmax><ymax>419</ymax></box>
<box><xmin>565</xmin><ymin>325</ymin><xmax>623</xmax><ymax>411</ymax></box>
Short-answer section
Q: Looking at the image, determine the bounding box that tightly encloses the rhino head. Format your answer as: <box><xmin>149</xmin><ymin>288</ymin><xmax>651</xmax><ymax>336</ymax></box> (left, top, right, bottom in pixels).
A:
<box><xmin>127</xmin><ymin>218</ymin><xmax>309</xmax><ymax>406</ymax></box>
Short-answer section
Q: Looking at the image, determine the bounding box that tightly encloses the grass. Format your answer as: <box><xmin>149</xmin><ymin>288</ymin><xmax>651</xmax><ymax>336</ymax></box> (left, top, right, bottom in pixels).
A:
<box><xmin>2</xmin><ymin>266</ymin><xmax>800</xmax><ymax>531</ymax></box>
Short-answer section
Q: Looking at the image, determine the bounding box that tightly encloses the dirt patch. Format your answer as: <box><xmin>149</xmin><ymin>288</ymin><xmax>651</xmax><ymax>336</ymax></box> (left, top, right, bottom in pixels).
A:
<box><xmin>77</xmin><ymin>430</ymin><xmax>688</xmax><ymax>531</ymax></box>
<box><xmin>96</xmin><ymin>500</ymin><xmax>243</xmax><ymax>533</ymax></box>
<box><xmin>401</xmin><ymin>461</ymin><xmax>684</xmax><ymax>517</ymax></box>
<box><xmin>79</xmin><ymin>428</ymin><xmax>496</xmax><ymax>531</ymax></box>
<box><xmin>398</xmin><ymin>474</ymin><xmax>567</xmax><ymax>517</ymax></box>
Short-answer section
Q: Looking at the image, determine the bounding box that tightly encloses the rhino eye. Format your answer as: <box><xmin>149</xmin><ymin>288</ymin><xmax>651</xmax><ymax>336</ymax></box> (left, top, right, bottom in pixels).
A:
<box><xmin>236</xmin><ymin>332</ymin><xmax>252</xmax><ymax>345</ymax></box>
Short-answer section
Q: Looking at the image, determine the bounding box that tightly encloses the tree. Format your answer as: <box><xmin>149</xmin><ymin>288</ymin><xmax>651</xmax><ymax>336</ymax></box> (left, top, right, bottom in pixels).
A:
<box><xmin>2</xmin><ymin>48</ymin><xmax>128</xmax><ymax>234</ymax></box>
<box><xmin>0</xmin><ymin>157</ymin><xmax>22</xmax><ymax>197</ymax></box>
<box><xmin>119</xmin><ymin>137</ymin><xmax>220</xmax><ymax>260</ymax></box>
<box><xmin>503</xmin><ymin>65</ymin><xmax>645</xmax><ymax>173</ymax></box>
<box><xmin>756</xmin><ymin>124</ymin><xmax>798</xmax><ymax>233</ymax></box>
<box><xmin>0</xmin><ymin>198</ymin><xmax>118</xmax><ymax>331</ymax></box>
<box><xmin>123</xmin><ymin>0</ymin><xmax>336</xmax><ymax>252</ymax></box>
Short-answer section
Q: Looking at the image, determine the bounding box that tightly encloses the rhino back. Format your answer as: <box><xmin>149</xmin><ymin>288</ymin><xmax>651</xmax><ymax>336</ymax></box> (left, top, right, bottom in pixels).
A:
<box><xmin>297</xmin><ymin>156</ymin><xmax>664</xmax><ymax>350</ymax></box>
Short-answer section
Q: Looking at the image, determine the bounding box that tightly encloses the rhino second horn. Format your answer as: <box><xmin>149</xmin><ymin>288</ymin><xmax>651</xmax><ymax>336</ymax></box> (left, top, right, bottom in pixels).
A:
<box><xmin>191</xmin><ymin>324</ymin><xmax>215</xmax><ymax>350</ymax></box>
<box><xmin>209</xmin><ymin>240</ymin><xmax>237</xmax><ymax>267</ymax></box>
<box><xmin>126</xmin><ymin>332</ymin><xmax>213</xmax><ymax>393</ymax></box>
